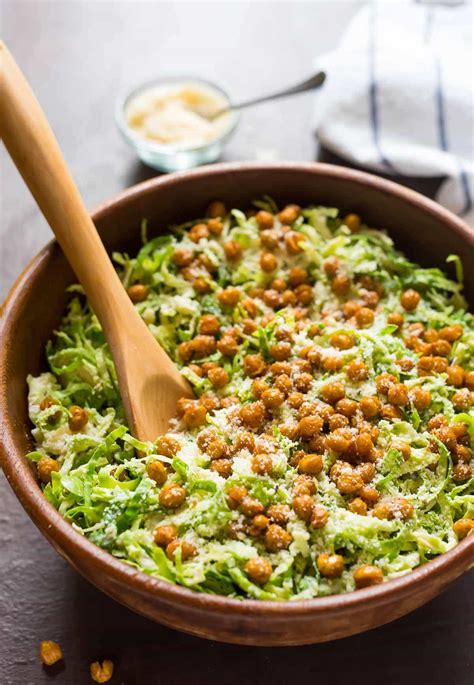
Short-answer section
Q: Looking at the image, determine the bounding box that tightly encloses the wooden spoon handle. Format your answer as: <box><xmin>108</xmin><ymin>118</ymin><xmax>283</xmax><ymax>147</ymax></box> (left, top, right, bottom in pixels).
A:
<box><xmin>0</xmin><ymin>41</ymin><xmax>135</xmax><ymax>338</ymax></box>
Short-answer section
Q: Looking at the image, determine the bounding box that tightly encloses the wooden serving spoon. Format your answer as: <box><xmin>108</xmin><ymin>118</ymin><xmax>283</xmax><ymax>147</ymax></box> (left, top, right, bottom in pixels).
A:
<box><xmin>0</xmin><ymin>42</ymin><xmax>193</xmax><ymax>442</ymax></box>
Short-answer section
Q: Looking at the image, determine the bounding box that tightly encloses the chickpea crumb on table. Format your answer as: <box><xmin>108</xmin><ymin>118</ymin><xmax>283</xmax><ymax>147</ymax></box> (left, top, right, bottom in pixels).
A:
<box><xmin>27</xmin><ymin>199</ymin><xmax>473</xmax><ymax>600</ymax></box>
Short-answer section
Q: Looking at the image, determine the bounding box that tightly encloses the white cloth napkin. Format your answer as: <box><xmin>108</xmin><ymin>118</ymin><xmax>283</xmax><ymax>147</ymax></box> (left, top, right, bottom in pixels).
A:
<box><xmin>314</xmin><ymin>0</ymin><xmax>474</xmax><ymax>224</ymax></box>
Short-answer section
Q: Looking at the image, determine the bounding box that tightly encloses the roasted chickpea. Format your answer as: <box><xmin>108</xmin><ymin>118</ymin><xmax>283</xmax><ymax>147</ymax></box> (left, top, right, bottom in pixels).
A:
<box><xmin>207</xmin><ymin>439</ymin><xmax>229</xmax><ymax>461</ymax></box>
<box><xmin>464</xmin><ymin>371</ymin><xmax>474</xmax><ymax>390</ymax></box>
<box><xmin>264</xmin><ymin>524</ymin><xmax>292</xmax><ymax>552</ymax></box>
<box><xmin>193</xmin><ymin>276</ymin><xmax>211</xmax><ymax>294</ymax></box>
<box><xmin>439</xmin><ymin>324</ymin><xmax>463</xmax><ymax>342</ymax></box>
<box><xmin>355</xmin><ymin>433</ymin><xmax>374</xmax><ymax>459</ymax></box>
<box><xmin>200</xmin><ymin>392</ymin><xmax>221</xmax><ymax>412</ymax></box>
<box><xmin>252</xmin><ymin>452</ymin><xmax>273</xmax><ymax>475</ymax></box>
<box><xmin>335</xmin><ymin>398</ymin><xmax>358</xmax><ymax>418</ymax></box>
<box><xmin>206</xmin><ymin>200</ymin><xmax>226</xmax><ymax>218</ymax></box>
<box><xmin>263</xmin><ymin>288</ymin><xmax>282</xmax><ymax>309</ymax></box>
<box><xmin>361</xmin><ymin>290</ymin><xmax>380</xmax><ymax>309</ymax></box>
<box><xmin>453</xmin><ymin>463</ymin><xmax>472</xmax><ymax>482</ymax></box>
<box><xmin>274</xmin><ymin>374</ymin><xmax>293</xmax><ymax>396</ymax></box>
<box><xmin>430</xmin><ymin>339</ymin><xmax>451</xmax><ymax>357</ymax></box>
<box><xmin>251</xmin><ymin>379</ymin><xmax>269</xmax><ymax>399</ymax></box>
<box><xmin>345</xmin><ymin>358</ymin><xmax>368</xmax><ymax>382</ymax></box>
<box><xmin>166</xmin><ymin>539</ymin><xmax>197</xmax><ymax>562</ymax></box>
<box><xmin>337</xmin><ymin>469</ymin><xmax>364</xmax><ymax>494</ymax></box>
<box><xmin>310</xmin><ymin>504</ymin><xmax>329</xmax><ymax>529</ymax></box>
<box><xmin>216</xmin><ymin>336</ymin><xmax>238</xmax><ymax>358</ymax></box>
<box><xmin>446</xmin><ymin>365</ymin><xmax>465</xmax><ymax>386</ymax></box>
<box><xmin>243</xmin><ymin>354</ymin><xmax>267</xmax><ymax>378</ymax></box>
<box><xmin>329</xmin><ymin>413</ymin><xmax>349</xmax><ymax>431</ymax></box>
<box><xmin>294</xmin><ymin>372</ymin><xmax>314</xmax><ymax>393</ymax></box>
<box><xmin>356</xmin><ymin>307</ymin><xmax>375</xmax><ymax>328</ymax></box>
<box><xmin>127</xmin><ymin>283</ymin><xmax>149</xmax><ymax>303</ymax></box>
<box><xmin>267</xmin><ymin>503</ymin><xmax>291</xmax><ymax>525</ymax></box>
<box><xmin>343</xmin><ymin>213</ymin><xmax>361</xmax><ymax>232</ymax></box>
<box><xmin>210</xmin><ymin>458</ymin><xmax>233</xmax><ymax>478</ymax></box>
<box><xmin>290</xmin><ymin>474</ymin><xmax>315</xmax><ymax>498</ymax></box>
<box><xmin>68</xmin><ymin>405</ymin><xmax>88</xmax><ymax>432</ymax></box>
<box><xmin>154</xmin><ymin>524</ymin><xmax>178</xmax><ymax>548</ymax></box>
<box><xmin>182</xmin><ymin>404</ymin><xmax>207</xmax><ymax>428</ymax></box>
<box><xmin>192</xmin><ymin>335</ymin><xmax>217</xmax><ymax>357</ymax></box>
<box><xmin>226</xmin><ymin>485</ymin><xmax>248</xmax><ymax>509</ymax></box>
<box><xmin>296</xmin><ymin>415</ymin><xmax>323</xmax><ymax>439</ymax></box>
<box><xmin>160</xmin><ymin>482</ymin><xmax>186</xmax><ymax>509</ymax></box>
<box><xmin>270</xmin><ymin>279</ymin><xmax>286</xmax><ymax>294</ymax></box>
<box><xmin>40</xmin><ymin>641</ymin><xmax>63</xmax><ymax>667</ymax></box>
<box><xmin>260</xmin><ymin>229</ymin><xmax>280</xmax><ymax>250</ymax></box>
<box><xmin>359</xmin><ymin>485</ymin><xmax>380</xmax><ymax>506</ymax></box>
<box><xmin>387</xmin><ymin>312</ymin><xmax>404</xmax><ymax>330</ymax></box>
<box><xmin>349</xmin><ymin>498</ymin><xmax>368</xmax><ymax>516</ymax></box>
<box><xmin>400</xmin><ymin>289</ymin><xmax>421</xmax><ymax>311</ymax></box>
<box><xmin>321</xmin><ymin>354</ymin><xmax>344</xmax><ymax>373</ymax></box>
<box><xmin>285</xmin><ymin>231</ymin><xmax>304</xmax><ymax>255</ymax></box>
<box><xmin>453</xmin><ymin>518</ymin><xmax>474</xmax><ymax>540</ymax></box>
<box><xmin>298</xmin><ymin>453</ymin><xmax>324</xmax><ymax>475</ymax></box>
<box><xmin>327</xmin><ymin>428</ymin><xmax>352</xmax><ymax>453</ymax></box>
<box><xmin>260</xmin><ymin>252</ymin><xmax>278</xmax><ymax>272</ymax></box>
<box><xmin>320</xmin><ymin>381</ymin><xmax>345</xmax><ymax>405</ymax></box>
<box><xmin>37</xmin><ymin>457</ymin><xmax>60</xmax><ymax>484</ymax></box>
<box><xmin>410</xmin><ymin>386</ymin><xmax>432</xmax><ymax>411</ymax></box>
<box><xmin>331</xmin><ymin>273</ymin><xmax>351</xmax><ymax>296</ymax></box>
<box><xmin>452</xmin><ymin>388</ymin><xmax>472</xmax><ymax>411</ymax></box>
<box><xmin>330</xmin><ymin>332</ymin><xmax>354</xmax><ymax>350</ymax></box>
<box><xmin>156</xmin><ymin>435</ymin><xmax>180</xmax><ymax>457</ymax></box>
<box><xmin>278</xmin><ymin>204</ymin><xmax>300</xmax><ymax>224</ymax></box>
<box><xmin>261</xmin><ymin>388</ymin><xmax>285</xmax><ymax>409</ymax></box>
<box><xmin>354</xmin><ymin>565</ymin><xmax>383</xmax><ymax>588</ymax></box>
<box><xmin>255</xmin><ymin>210</ymin><xmax>274</xmax><ymax>230</ymax></box>
<box><xmin>240</xmin><ymin>496</ymin><xmax>265</xmax><ymax>518</ymax></box>
<box><xmin>189</xmin><ymin>223</ymin><xmax>209</xmax><ymax>243</ymax></box>
<box><xmin>218</xmin><ymin>288</ymin><xmax>241</xmax><ymax>309</ymax></box>
<box><xmin>223</xmin><ymin>240</ymin><xmax>242</xmax><ymax>261</ymax></box>
<box><xmin>239</xmin><ymin>401</ymin><xmax>266</xmax><ymax>430</ymax></box>
<box><xmin>387</xmin><ymin>383</ymin><xmax>409</xmax><ymax>406</ymax></box>
<box><xmin>146</xmin><ymin>459</ymin><xmax>168</xmax><ymax>485</ymax></box>
<box><xmin>205</xmin><ymin>218</ymin><xmax>223</xmax><ymax>237</ymax></box>
<box><xmin>245</xmin><ymin>557</ymin><xmax>272</xmax><ymax>585</ymax></box>
<box><xmin>287</xmin><ymin>266</ymin><xmax>308</xmax><ymax>288</ymax></box>
<box><xmin>317</xmin><ymin>553</ymin><xmax>344</xmax><ymax>579</ymax></box>
<box><xmin>287</xmin><ymin>391</ymin><xmax>305</xmax><ymax>409</ymax></box>
<box><xmin>323</xmin><ymin>256</ymin><xmax>340</xmax><ymax>277</ymax></box>
<box><xmin>199</xmin><ymin>314</ymin><xmax>220</xmax><ymax>337</ymax></box>
<box><xmin>293</xmin><ymin>494</ymin><xmax>315</xmax><ymax>522</ymax></box>
<box><xmin>268</xmin><ymin>341</ymin><xmax>291</xmax><ymax>361</ymax></box>
<box><xmin>391</xmin><ymin>440</ymin><xmax>411</xmax><ymax>461</ymax></box>
<box><xmin>373</xmin><ymin>497</ymin><xmax>414</xmax><ymax>521</ymax></box>
<box><xmin>208</xmin><ymin>367</ymin><xmax>229</xmax><ymax>389</ymax></box>
<box><xmin>294</xmin><ymin>284</ymin><xmax>313</xmax><ymax>306</ymax></box>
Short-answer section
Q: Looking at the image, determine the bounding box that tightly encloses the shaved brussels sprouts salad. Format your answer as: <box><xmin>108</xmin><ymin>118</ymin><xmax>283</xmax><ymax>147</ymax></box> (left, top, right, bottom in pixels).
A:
<box><xmin>28</xmin><ymin>199</ymin><xmax>474</xmax><ymax>600</ymax></box>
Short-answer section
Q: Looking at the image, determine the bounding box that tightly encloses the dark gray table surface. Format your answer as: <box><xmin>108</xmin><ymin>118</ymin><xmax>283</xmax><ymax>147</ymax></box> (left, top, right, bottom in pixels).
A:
<box><xmin>1</xmin><ymin>2</ymin><xmax>472</xmax><ymax>684</ymax></box>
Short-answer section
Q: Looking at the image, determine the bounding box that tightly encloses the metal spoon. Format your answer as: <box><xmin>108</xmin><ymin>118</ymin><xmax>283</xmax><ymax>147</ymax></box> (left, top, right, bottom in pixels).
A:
<box><xmin>209</xmin><ymin>71</ymin><xmax>326</xmax><ymax>120</ymax></box>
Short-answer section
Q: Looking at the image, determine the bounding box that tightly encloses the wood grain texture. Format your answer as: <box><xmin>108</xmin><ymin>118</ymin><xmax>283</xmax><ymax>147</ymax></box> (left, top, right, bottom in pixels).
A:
<box><xmin>0</xmin><ymin>42</ymin><xmax>191</xmax><ymax>441</ymax></box>
<box><xmin>0</xmin><ymin>1</ymin><xmax>472</xmax><ymax>684</ymax></box>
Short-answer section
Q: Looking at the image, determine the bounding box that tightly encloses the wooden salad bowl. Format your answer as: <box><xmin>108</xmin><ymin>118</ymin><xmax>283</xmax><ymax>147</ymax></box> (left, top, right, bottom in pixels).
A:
<box><xmin>1</xmin><ymin>162</ymin><xmax>473</xmax><ymax>645</ymax></box>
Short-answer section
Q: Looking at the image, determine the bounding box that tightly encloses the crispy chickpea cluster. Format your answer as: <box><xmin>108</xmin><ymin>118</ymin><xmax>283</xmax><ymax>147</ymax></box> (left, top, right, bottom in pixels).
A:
<box><xmin>33</xmin><ymin>201</ymin><xmax>474</xmax><ymax>600</ymax></box>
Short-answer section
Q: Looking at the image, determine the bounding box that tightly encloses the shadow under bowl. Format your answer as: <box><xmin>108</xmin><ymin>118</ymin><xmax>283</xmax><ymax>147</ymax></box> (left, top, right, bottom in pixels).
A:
<box><xmin>1</xmin><ymin>162</ymin><xmax>473</xmax><ymax>646</ymax></box>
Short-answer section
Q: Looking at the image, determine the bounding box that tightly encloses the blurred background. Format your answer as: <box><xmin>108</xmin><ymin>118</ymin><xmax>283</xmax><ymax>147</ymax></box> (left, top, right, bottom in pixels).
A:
<box><xmin>0</xmin><ymin>2</ymin><xmax>473</xmax><ymax>684</ymax></box>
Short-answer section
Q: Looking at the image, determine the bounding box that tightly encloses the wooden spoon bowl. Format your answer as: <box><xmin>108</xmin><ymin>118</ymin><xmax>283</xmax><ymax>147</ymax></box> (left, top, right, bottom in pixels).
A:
<box><xmin>1</xmin><ymin>162</ymin><xmax>473</xmax><ymax>645</ymax></box>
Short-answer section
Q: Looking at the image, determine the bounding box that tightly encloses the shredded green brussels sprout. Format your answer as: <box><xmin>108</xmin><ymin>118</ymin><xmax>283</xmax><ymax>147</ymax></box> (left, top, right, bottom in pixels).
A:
<box><xmin>27</xmin><ymin>201</ymin><xmax>474</xmax><ymax>600</ymax></box>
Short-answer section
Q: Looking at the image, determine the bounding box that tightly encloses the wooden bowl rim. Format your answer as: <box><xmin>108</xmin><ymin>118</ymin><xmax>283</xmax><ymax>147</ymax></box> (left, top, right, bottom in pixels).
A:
<box><xmin>1</xmin><ymin>161</ymin><xmax>473</xmax><ymax>619</ymax></box>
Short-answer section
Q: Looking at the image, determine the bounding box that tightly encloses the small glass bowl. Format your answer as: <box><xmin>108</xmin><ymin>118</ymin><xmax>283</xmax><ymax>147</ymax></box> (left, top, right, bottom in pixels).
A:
<box><xmin>115</xmin><ymin>76</ymin><xmax>239</xmax><ymax>173</ymax></box>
